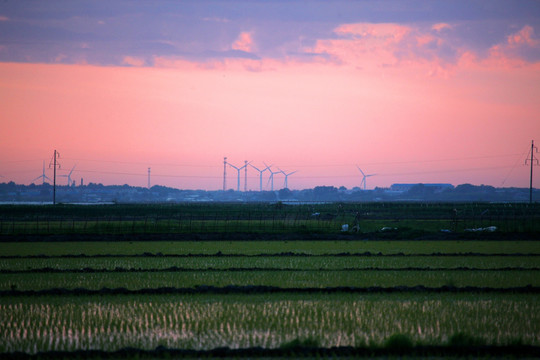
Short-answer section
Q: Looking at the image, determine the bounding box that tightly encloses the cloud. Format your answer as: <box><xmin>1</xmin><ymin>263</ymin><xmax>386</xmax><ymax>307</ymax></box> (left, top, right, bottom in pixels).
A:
<box><xmin>308</xmin><ymin>23</ymin><xmax>447</xmax><ymax>73</ymax></box>
<box><xmin>0</xmin><ymin>15</ymin><xmax>9</xmax><ymax>21</ymax></box>
<box><xmin>432</xmin><ymin>23</ymin><xmax>451</xmax><ymax>32</ymax></box>
<box><xmin>303</xmin><ymin>21</ymin><xmax>540</xmax><ymax>79</ymax></box>
<box><xmin>507</xmin><ymin>25</ymin><xmax>538</xmax><ymax>46</ymax></box>
<box><xmin>486</xmin><ymin>25</ymin><xmax>540</xmax><ymax>66</ymax></box>
<box><xmin>232</xmin><ymin>32</ymin><xmax>255</xmax><ymax>53</ymax></box>
<box><xmin>122</xmin><ymin>56</ymin><xmax>146</xmax><ymax>67</ymax></box>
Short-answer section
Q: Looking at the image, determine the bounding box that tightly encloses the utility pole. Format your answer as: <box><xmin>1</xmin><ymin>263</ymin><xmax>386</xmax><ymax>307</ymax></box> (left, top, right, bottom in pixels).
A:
<box><xmin>148</xmin><ymin>167</ymin><xmax>151</xmax><ymax>189</ymax></box>
<box><xmin>49</xmin><ymin>150</ymin><xmax>60</xmax><ymax>204</ymax></box>
<box><xmin>244</xmin><ymin>160</ymin><xmax>248</xmax><ymax>192</ymax></box>
<box><xmin>223</xmin><ymin>157</ymin><xmax>227</xmax><ymax>191</ymax></box>
<box><xmin>526</xmin><ymin>140</ymin><xmax>538</xmax><ymax>204</ymax></box>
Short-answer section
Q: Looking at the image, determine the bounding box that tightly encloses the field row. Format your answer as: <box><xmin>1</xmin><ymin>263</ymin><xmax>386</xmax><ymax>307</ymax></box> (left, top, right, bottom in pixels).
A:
<box><xmin>3</xmin><ymin>202</ymin><xmax>538</xmax><ymax>219</ymax></box>
<box><xmin>2</xmin><ymin>201</ymin><xmax>539</xmax><ymax>236</ymax></box>
<box><xmin>1</xmin><ymin>256</ymin><xmax>538</xmax><ymax>271</ymax></box>
<box><xmin>4</xmin><ymin>217</ymin><xmax>538</xmax><ymax>235</ymax></box>
<box><xmin>2</xmin><ymin>240</ymin><xmax>540</xmax><ymax>256</ymax></box>
<box><xmin>3</xmin><ymin>269</ymin><xmax>539</xmax><ymax>290</ymax></box>
<box><xmin>1</xmin><ymin>293</ymin><xmax>538</xmax><ymax>353</ymax></box>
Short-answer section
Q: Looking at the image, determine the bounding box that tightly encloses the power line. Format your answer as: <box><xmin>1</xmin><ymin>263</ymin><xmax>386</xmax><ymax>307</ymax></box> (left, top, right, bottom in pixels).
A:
<box><xmin>280</xmin><ymin>153</ymin><xmax>524</xmax><ymax>168</ymax></box>
<box><xmin>61</xmin><ymin>157</ymin><xmax>218</xmax><ymax>168</ymax></box>
<box><xmin>284</xmin><ymin>165</ymin><xmax>515</xmax><ymax>179</ymax></box>
<box><xmin>0</xmin><ymin>159</ymin><xmax>43</xmax><ymax>164</ymax></box>
<box><xmin>57</xmin><ymin>153</ymin><xmax>522</xmax><ymax>170</ymax></box>
<box><xmin>74</xmin><ymin>169</ymin><xmax>222</xmax><ymax>179</ymax></box>
<box><xmin>501</xmin><ymin>145</ymin><xmax>530</xmax><ymax>186</ymax></box>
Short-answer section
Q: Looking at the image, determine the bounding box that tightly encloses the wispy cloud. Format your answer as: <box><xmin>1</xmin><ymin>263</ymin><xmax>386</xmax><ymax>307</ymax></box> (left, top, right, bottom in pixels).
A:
<box><xmin>232</xmin><ymin>31</ymin><xmax>255</xmax><ymax>53</ymax></box>
<box><xmin>122</xmin><ymin>56</ymin><xmax>146</xmax><ymax>67</ymax></box>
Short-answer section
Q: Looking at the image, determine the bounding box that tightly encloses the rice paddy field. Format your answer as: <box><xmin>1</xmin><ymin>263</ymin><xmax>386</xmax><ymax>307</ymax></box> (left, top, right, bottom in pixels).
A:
<box><xmin>0</xmin><ymin>203</ymin><xmax>539</xmax><ymax>358</ymax></box>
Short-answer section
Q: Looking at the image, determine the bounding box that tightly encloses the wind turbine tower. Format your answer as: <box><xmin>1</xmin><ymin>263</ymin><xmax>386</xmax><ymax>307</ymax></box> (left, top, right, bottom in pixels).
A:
<box><xmin>32</xmin><ymin>161</ymin><xmax>52</xmax><ymax>185</ymax></box>
<box><xmin>227</xmin><ymin>160</ymin><xmax>250</xmax><ymax>192</ymax></box>
<box><xmin>265</xmin><ymin>164</ymin><xmax>282</xmax><ymax>191</ymax></box>
<box><xmin>223</xmin><ymin>157</ymin><xmax>227</xmax><ymax>191</ymax></box>
<box><xmin>148</xmin><ymin>167</ymin><xmax>151</xmax><ymax>189</ymax></box>
<box><xmin>250</xmin><ymin>163</ymin><xmax>271</xmax><ymax>191</ymax></box>
<box><xmin>279</xmin><ymin>168</ymin><xmax>297</xmax><ymax>189</ymax></box>
<box><xmin>244</xmin><ymin>160</ymin><xmax>248</xmax><ymax>192</ymax></box>
<box><xmin>60</xmin><ymin>165</ymin><xmax>76</xmax><ymax>186</ymax></box>
<box><xmin>357</xmin><ymin>166</ymin><xmax>376</xmax><ymax>190</ymax></box>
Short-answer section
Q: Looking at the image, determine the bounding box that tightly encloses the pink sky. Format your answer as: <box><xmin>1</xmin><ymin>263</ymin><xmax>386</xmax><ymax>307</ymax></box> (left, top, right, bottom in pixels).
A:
<box><xmin>1</xmin><ymin>19</ymin><xmax>539</xmax><ymax>190</ymax></box>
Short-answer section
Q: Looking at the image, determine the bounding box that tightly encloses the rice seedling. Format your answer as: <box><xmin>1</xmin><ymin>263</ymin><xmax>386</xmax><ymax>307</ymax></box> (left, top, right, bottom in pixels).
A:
<box><xmin>0</xmin><ymin>293</ymin><xmax>538</xmax><ymax>353</ymax></box>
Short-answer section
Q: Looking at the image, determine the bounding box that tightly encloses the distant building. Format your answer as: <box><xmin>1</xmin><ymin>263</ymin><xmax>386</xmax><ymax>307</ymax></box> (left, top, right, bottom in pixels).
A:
<box><xmin>391</xmin><ymin>183</ymin><xmax>454</xmax><ymax>193</ymax></box>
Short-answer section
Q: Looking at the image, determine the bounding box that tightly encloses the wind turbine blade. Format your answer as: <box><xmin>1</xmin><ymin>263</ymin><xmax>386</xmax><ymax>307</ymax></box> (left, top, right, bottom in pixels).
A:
<box><xmin>356</xmin><ymin>166</ymin><xmax>365</xmax><ymax>177</ymax></box>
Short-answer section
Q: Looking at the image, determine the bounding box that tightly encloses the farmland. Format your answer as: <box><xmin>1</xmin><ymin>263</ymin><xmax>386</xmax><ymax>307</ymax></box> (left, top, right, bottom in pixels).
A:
<box><xmin>0</xmin><ymin>203</ymin><xmax>539</xmax><ymax>358</ymax></box>
<box><xmin>1</xmin><ymin>202</ymin><xmax>539</xmax><ymax>237</ymax></box>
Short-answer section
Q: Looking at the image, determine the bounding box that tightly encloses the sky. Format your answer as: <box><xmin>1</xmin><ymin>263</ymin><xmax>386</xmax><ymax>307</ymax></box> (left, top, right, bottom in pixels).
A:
<box><xmin>1</xmin><ymin>0</ymin><xmax>539</xmax><ymax>191</ymax></box>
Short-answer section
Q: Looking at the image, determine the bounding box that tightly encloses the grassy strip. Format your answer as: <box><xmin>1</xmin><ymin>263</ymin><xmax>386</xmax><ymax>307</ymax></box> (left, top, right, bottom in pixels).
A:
<box><xmin>3</xmin><ymin>266</ymin><xmax>539</xmax><ymax>273</ymax></box>
<box><xmin>3</xmin><ymin>252</ymin><xmax>540</xmax><ymax>259</ymax></box>
<box><xmin>2</xmin><ymin>240</ymin><xmax>539</xmax><ymax>256</ymax></box>
<box><xmin>3</xmin><ymin>269</ymin><xmax>540</xmax><ymax>290</ymax></box>
<box><xmin>2</xmin><ymin>255</ymin><xmax>538</xmax><ymax>272</ymax></box>
<box><xmin>1</xmin><ymin>343</ymin><xmax>539</xmax><ymax>359</ymax></box>
<box><xmin>2</xmin><ymin>285</ymin><xmax>540</xmax><ymax>296</ymax></box>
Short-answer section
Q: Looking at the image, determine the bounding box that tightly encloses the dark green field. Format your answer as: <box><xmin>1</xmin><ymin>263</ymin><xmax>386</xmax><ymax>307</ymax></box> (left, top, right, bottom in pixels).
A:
<box><xmin>1</xmin><ymin>202</ymin><xmax>539</xmax><ymax>237</ymax></box>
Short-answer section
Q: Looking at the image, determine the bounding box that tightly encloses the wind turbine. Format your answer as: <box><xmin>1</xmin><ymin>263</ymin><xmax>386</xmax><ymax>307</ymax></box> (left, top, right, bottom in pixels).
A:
<box><xmin>250</xmin><ymin>163</ymin><xmax>271</xmax><ymax>192</ymax></box>
<box><xmin>60</xmin><ymin>165</ymin><xmax>76</xmax><ymax>186</ymax></box>
<box><xmin>227</xmin><ymin>160</ymin><xmax>250</xmax><ymax>191</ymax></box>
<box><xmin>357</xmin><ymin>166</ymin><xmax>376</xmax><ymax>190</ymax></box>
<box><xmin>32</xmin><ymin>161</ymin><xmax>52</xmax><ymax>184</ymax></box>
<box><xmin>278</xmin><ymin>168</ymin><xmax>297</xmax><ymax>189</ymax></box>
<box><xmin>265</xmin><ymin>164</ymin><xmax>282</xmax><ymax>191</ymax></box>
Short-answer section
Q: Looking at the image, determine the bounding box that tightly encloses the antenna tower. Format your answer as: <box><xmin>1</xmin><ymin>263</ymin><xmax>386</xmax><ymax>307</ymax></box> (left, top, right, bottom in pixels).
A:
<box><xmin>526</xmin><ymin>140</ymin><xmax>538</xmax><ymax>204</ymax></box>
<box><xmin>223</xmin><ymin>157</ymin><xmax>227</xmax><ymax>191</ymax></box>
<box><xmin>49</xmin><ymin>150</ymin><xmax>60</xmax><ymax>204</ymax></box>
